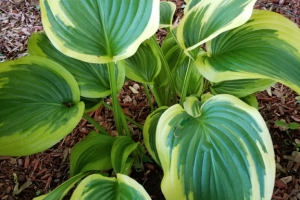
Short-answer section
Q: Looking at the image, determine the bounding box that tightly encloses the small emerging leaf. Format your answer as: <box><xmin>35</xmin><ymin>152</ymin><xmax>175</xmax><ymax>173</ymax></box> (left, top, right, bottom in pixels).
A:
<box><xmin>289</xmin><ymin>122</ymin><xmax>300</xmax><ymax>130</ymax></box>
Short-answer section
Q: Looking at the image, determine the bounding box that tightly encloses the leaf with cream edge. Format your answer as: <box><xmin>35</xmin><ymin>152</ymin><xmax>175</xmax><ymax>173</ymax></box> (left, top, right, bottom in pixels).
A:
<box><xmin>143</xmin><ymin>106</ymin><xmax>168</xmax><ymax>165</ymax></box>
<box><xmin>122</xmin><ymin>39</ymin><xmax>161</xmax><ymax>84</ymax></box>
<box><xmin>40</xmin><ymin>0</ymin><xmax>160</xmax><ymax>63</ymax></box>
<box><xmin>28</xmin><ymin>32</ymin><xmax>125</xmax><ymax>98</ymax></box>
<box><xmin>71</xmin><ymin>173</ymin><xmax>151</xmax><ymax>200</ymax></box>
<box><xmin>34</xmin><ymin>171</ymin><xmax>92</xmax><ymax>200</ymax></box>
<box><xmin>210</xmin><ymin>79</ymin><xmax>275</xmax><ymax>98</ymax></box>
<box><xmin>184</xmin><ymin>0</ymin><xmax>201</xmax><ymax>13</ymax></box>
<box><xmin>156</xmin><ymin>95</ymin><xmax>275</xmax><ymax>200</ymax></box>
<box><xmin>177</xmin><ymin>0</ymin><xmax>256</xmax><ymax>58</ymax></box>
<box><xmin>196</xmin><ymin>10</ymin><xmax>300</xmax><ymax>95</ymax></box>
<box><xmin>0</xmin><ymin>56</ymin><xmax>84</xmax><ymax>156</ymax></box>
<box><xmin>159</xmin><ymin>2</ymin><xmax>176</xmax><ymax>28</ymax></box>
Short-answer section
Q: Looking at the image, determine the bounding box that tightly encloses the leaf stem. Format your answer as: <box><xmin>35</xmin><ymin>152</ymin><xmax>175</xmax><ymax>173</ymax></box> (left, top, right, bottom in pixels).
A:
<box><xmin>107</xmin><ymin>62</ymin><xmax>124</xmax><ymax>135</ymax></box>
<box><xmin>179</xmin><ymin>58</ymin><xmax>193</xmax><ymax>106</ymax></box>
<box><xmin>149</xmin><ymin>84</ymin><xmax>163</xmax><ymax>107</ymax></box>
<box><xmin>143</xmin><ymin>83</ymin><xmax>154</xmax><ymax>112</ymax></box>
<box><xmin>119</xmin><ymin>105</ymin><xmax>131</xmax><ymax>137</ymax></box>
<box><xmin>83</xmin><ymin>113</ymin><xmax>109</xmax><ymax>135</ymax></box>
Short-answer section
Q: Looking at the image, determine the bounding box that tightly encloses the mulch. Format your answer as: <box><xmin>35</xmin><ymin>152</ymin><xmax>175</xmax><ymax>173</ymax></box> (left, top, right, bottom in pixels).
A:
<box><xmin>1</xmin><ymin>0</ymin><xmax>300</xmax><ymax>199</ymax></box>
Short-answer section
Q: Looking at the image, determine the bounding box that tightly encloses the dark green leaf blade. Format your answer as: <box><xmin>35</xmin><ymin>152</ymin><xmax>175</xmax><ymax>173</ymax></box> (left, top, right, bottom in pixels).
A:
<box><xmin>70</xmin><ymin>131</ymin><xmax>115</xmax><ymax>176</ymax></box>
<box><xmin>111</xmin><ymin>136</ymin><xmax>139</xmax><ymax>174</ymax></box>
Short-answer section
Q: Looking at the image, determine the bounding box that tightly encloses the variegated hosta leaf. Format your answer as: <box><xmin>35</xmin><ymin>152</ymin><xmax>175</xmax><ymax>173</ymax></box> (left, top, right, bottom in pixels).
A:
<box><xmin>28</xmin><ymin>32</ymin><xmax>125</xmax><ymax>98</ymax></box>
<box><xmin>184</xmin><ymin>0</ymin><xmax>201</xmax><ymax>13</ymax></box>
<box><xmin>177</xmin><ymin>0</ymin><xmax>256</xmax><ymax>58</ymax></box>
<box><xmin>143</xmin><ymin>106</ymin><xmax>168</xmax><ymax>165</ymax></box>
<box><xmin>210</xmin><ymin>79</ymin><xmax>275</xmax><ymax>98</ymax></box>
<box><xmin>172</xmin><ymin>57</ymin><xmax>203</xmax><ymax>97</ymax></box>
<box><xmin>34</xmin><ymin>171</ymin><xmax>92</xmax><ymax>200</ymax></box>
<box><xmin>0</xmin><ymin>56</ymin><xmax>84</xmax><ymax>156</ymax></box>
<box><xmin>122</xmin><ymin>39</ymin><xmax>161</xmax><ymax>84</ymax></box>
<box><xmin>80</xmin><ymin>97</ymin><xmax>102</xmax><ymax>112</ymax></box>
<box><xmin>71</xmin><ymin>174</ymin><xmax>151</xmax><ymax>200</ymax></box>
<box><xmin>111</xmin><ymin>136</ymin><xmax>139</xmax><ymax>174</ymax></box>
<box><xmin>159</xmin><ymin>2</ymin><xmax>176</xmax><ymax>28</ymax></box>
<box><xmin>41</xmin><ymin>0</ymin><xmax>159</xmax><ymax>63</ymax></box>
<box><xmin>156</xmin><ymin>95</ymin><xmax>275</xmax><ymax>200</ymax></box>
<box><xmin>70</xmin><ymin>131</ymin><xmax>115</xmax><ymax>176</ymax></box>
<box><xmin>196</xmin><ymin>10</ymin><xmax>300</xmax><ymax>94</ymax></box>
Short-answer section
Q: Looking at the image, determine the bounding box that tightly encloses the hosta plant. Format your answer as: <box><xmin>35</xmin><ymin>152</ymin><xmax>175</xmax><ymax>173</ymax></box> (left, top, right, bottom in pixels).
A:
<box><xmin>1</xmin><ymin>0</ymin><xmax>300</xmax><ymax>199</ymax></box>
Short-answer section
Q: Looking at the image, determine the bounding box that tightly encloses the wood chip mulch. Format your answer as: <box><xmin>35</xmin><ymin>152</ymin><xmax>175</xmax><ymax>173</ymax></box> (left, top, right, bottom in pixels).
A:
<box><xmin>1</xmin><ymin>0</ymin><xmax>300</xmax><ymax>200</ymax></box>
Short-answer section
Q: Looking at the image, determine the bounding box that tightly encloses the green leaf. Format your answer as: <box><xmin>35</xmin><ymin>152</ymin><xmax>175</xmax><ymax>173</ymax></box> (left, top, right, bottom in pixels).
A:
<box><xmin>34</xmin><ymin>171</ymin><xmax>92</xmax><ymax>200</ymax></box>
<box><xmin>210</xmin><ymin>79</ymin><xmax>275</xmax><ymax>98</ymax></box>
<box><xmin>71</xmin><ymin>173</ymin><xmax>151</xmax><ymax>200</ymax></box>
<box><xmin>111</xmin><ymin>136</ymin><xmax>139</xmax><ymax>174</ymax></box>
<box><xmin>28</xmin><ymin>32</ymin><xmax>125</xmax><ymax>98</ymax></box>
<box><xmin>196</xmin><ymin>10</ymin><xmax>300</xmax><ymax>95</ymax></box>
<box><xmin>151</xmin><ymin>35</ymin><xmax>176</xmax><ymax>106</ymax></box>
<box><xmin>70</xmin><ymin>131</ymin><xmax>115</xmax><ymax>177</ymax></box>
<box><xmin>275</xmin><ymin>120</ymin><xmax>286</xmax><ymax>127</ymax></box>
<box><xmin>288</xmin><ymin>122</ymin><xmax>300</xmax><ymax>130</ymax></box>
<box><xmin>0</xmin><ymin>56</ymin><xmax>84</xmax><ymax>156</ymax></box>
<box><xmin>159</xmin><ymin>2</ymin><xmax>176</xmax><ymax>28</ymax></box>
<box><xmin>172</xmin><ymin>56</ymin><xmax>203</xmax><ymax>97</ymax></box>
<box><xmin>177</xmin><ymin>0</ymin><xmax>256</xmax><ymax>58</ymax></box>
<box><xmin>122</xmin><ymin>39</ymin><xmax>161</xmax><ymax>84</ymax></box>
<box><xmin>156</xmin><ymin>95</ymin><xmax>275</xmax><ymax>199</ymax></box>
<box><xmin>240</xmin><ymin>94</ymin><xmax>259</xmax><ymax>109</ymax></box>
<box><xmin>161</xmin><ymin>29</ymin><xmax>183</xmax><ymax>71</ymax></box>
<box><xmin>143</xmin><ymin>106</ymin><xmax>168</xmax><ymax>165</ymax></box>
<box><xmin>80</xmin><ymin>97</ymin><xmax>102</xmax><ymax>112</ymax></box>
<box><xmin>41</xmin><ymin>0</ymin><xmax>160</xmax><ymax>63</ymax></box>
